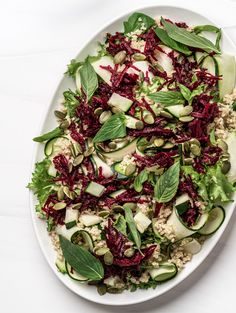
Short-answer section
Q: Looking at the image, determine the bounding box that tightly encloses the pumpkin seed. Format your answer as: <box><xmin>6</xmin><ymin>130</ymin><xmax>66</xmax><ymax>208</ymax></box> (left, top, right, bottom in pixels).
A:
<box><xmin>99</xmin><ymin>111</ymin><xmax>112</xmax><ymax>124</ymax></box>
<box><xmin>135</xmin><ymin>120</ymin><xmax>144</xmax><ymax>130</ymax></box>
<box><xmin>154</xmin><ymin>138</ymin><xmax>165</xmax><ymax>147</ymax></box>
<box><xmin>108</xmin><ymin>142</ymin><xmax>117</xmax><ymax>149</ymax></box>
<box><xmin>98</xmin><ymin>210</ymin><xmax>110</xmax><ymax>218</ymax></box>
<box><xmin>160</xmin><ymin>111</ymin><xmax>173</xmax><ymax>119</ymax></box>
<box><xmin>184</xmin><ymin>157</ymin><xmax>193</xmax><ymax>165</ymax></box>
<box><xmin>125</xmin><ymin>164</ymin><xmax>136</xmax><ymax>176</ymax></box>
<box><xmin>114</xmin><ymin>50</ymin><xmax>127</xmax><ymax>64</ymax></box>
<box><xmin>179</xmin><ymin>116</ymin><xmax>194</xmax><ymax>123</ymax></box>
<box><xmin>71</xmin><ymin>203</ymin><xmax>82</xmax><ymax>210</ymax></box>
<box><xmin>107</xmin><ymin>287</ymin><xmax>123</xmax><ymax>294</ymax></box>
<box><xmin>217</xmin><ymin>139</ymin><xmax>228</xmax><ymax>152</ymax></box>
<box><xmin>53</xmin><ymin>202</ymin><xmax>67</xmax><ymax>210</ymax></box>
<box><xmin>73</xmin><ymin>154</ymin><xmax>84</xmax><ymax>166</ymax></box>
<box><xmin>54</xmin><ymin>110</ymin><xmax>66</xmax><ymax>119</ymax></box>
<box><xmin>63</xmin><ymin>186</ymin><xmax>75</xmax><ymax>200</ymax></box>
<box><xmin>190</xmin><ymin>144</ymin><xmax>201</xmax><ymax>156</ymax></box>
<box><xmin>104</xmin><ymin>251</ymin><xmax>114</xmax><ymax>265</ymax></box>
<box><xmin>221</xmin><ymin>160</ymin><xmax>231</xmax><ymax>174</ymax></box>
<box><xmin>222</xmin><ymin>152</ymin><xmax>230</xmax><ymax>161</ymax></box>
<box><xmin>57</xmin><ymin>186</ymin><xmax>64</xmax><ymax>201</ymax></box>
<box><xmin>68</xmin><ymin>162</ymin><xmax>73</xmax><ymax>173</ymax></box>
<box><xmin>73</xmin><ymin>142</ymin><xmax>83</xmax><ymax>155</ymax></box>
<box><xmin>189</xmin><ymin>138</ymin><xmax>200</xmax><ymax>147</ymax></box>
<box><xmin>111</xmin><ymin>106</ymin><xmax>123</xmax><ymax>114</ymax></box>
<box><xmin>60</xmin><ymin>120</ymin><xmax>70</xmax><ymax>129</ymax></box>
<box><xmin>183</xmin><ymin>141</ymin><xmax>190</xmax><ymax>151</ymax></box>
<box><xmin>95</xmin><ymin>247</ymin><xmax>110</xmax><ymax>256</ymax></box>
<box><xmin>94</xmin><ymin>107</ymin><xmax>103</xmax><ymax>116</ymax></box>
<box><xmin>180</xmin><ymin>105</ymin><xmax>193</xmax><ymax>117</ymax></box>
<box><xmin>97</xmin><ymin>285</ymin><xmax>107</xmax><ymax>296</ymax></box>
<box><xmin>162</xmin><ymin>142</ymin><xmax>175</xmax><ymax>149</ymax></box>
<box><xmin>111</xmin><ymin>205</ymin><xmax>124</xmax><ymax>213</ymax></box>
<box><xmin>143</xmin><ymin>112</ymin><xmax>155</xmax><ymax>124</ymax></box>
<box><xmin>133</xmin><ymin>53</ymin><xmax>146</xmax><ymax>61</ymax></box>
<box><xmin>84</xmin><ymin>146</ymin><xmax>95</xmax><ymax>157</ymax></box>
<box><xmin>124</xmin><ymin>248</ymin><xmax>135</xmax><ymax>257</ymax></box>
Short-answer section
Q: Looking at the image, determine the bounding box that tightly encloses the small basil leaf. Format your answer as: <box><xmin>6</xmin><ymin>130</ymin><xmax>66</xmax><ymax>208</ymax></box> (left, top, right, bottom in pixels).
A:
<box><xmin>154</xmin><ymin>27</ymin><xmax>191</xmax><ymax>55</ymax></box>
<box><xmin>114</xmin><ymin>214</ymin><xmax>127</xmax><ymax>236</ymax></box>
<box><xmin>179</xmin><ymin>84</ymin><xmax>191</xmax><ymax>102</ymax></box>
<box><xmin>161</xmin><ymin>17</ymin><xmax>220</xmax><ymax>54</ymax></box>
<box><xmin>59</xmin><ymin>235</ymin><xmax>104</xmax><ymax>281</ymax></box>
<box><xmin>154</xmin><ymin>162</ymin><xmax>180</xmax><ymax>203</ymax></box>
<box><xmin>124</xmin><ymin>206</ymin><xmax>141</xmax><ymax>249</ymax></box>
<box><xmin>134</xmin><ymin>169</ymin><xmax>149</xmax><ymax>192</ymax></box>
<box><xmin>124</xmin><ymin>12</ymin><xmax>155</xmax><ymax>35</ymax></box>
<box><xmin>149</xmin><ymin>91</ymin><xmax>185</xmax><ymax>106</ymax></box>
<box><xmin>93</xmin><ymin>113</ymin><xmax>126</xmax><ymax>143</ymax></box>
<box><xmin>33</xmin><ymin>127</ymin><xmax>63</xmax><ymax>142</ymax></box>
<box><xmin>79</xmin><ymin>59</ymin><xmax>98</xmax><ymax>101</ymax></box>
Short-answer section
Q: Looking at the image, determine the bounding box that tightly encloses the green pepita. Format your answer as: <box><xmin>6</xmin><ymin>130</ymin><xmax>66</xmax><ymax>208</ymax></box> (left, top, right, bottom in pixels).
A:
<box><xmin>111</xmin><ymin>106</ymin><xmax>123</xmax><ymax>114</ymax></box>
<box><xmin>217</xmin><ymin>139</ymin><xmax>228</xmax><ymax>152</ymax></box>
<box><xmin>124</xmin><ymin>248</ymin><xmax>135</xmax><ymax>257</ymax></box>
<box><xmin>114</xmin><ymin>50</ymin><xmax>127</xmax><ymax>64</ymax></box>
<box><xmin>71</xmin><ymin>203</ymin><xmax>82</xmax><ymax>210</ymax></box>
<box><xmin>53</xmin><ymin>202</ymin><xmax>67</xmax><ymax>210</ymax></box>
<box><xmin>107</xmin><ymin>287</ymin><xmax>123</xmax><ymax>294</ymax></box>
<box><xmin>57</xmin><ymin>186</ymin><xmax>64</xmax><ymax>201</ymax></box>
<box><xmin>60</xmin><ymin>120</ymin><xmax>70</xmax><ymax>129</ymax></box>
<box><xmin>111</xmin><ymin>205</ymin><xmax>124</xmax><ymax>213</ymax></box>
<box><xmin>94</xmin><ymin>107</ymin><xmax>103</xmax><ymax>116</ymax></box>
<box><xmin>221</xmin><ymin>160</ymin><xmax>231</xmax><ymax>174</ymax></box>
<box><xmin>63</xmin><ymin>186</ymin><xmax>75</xmax><ymax>200</ymax></box>
<box><xmin>97</xmin><ymin>285</ymin><xmax>107</xmax><ymax>296</ymax></box>
<box><xmin>133</xmin><ymin>53</ymin><xmax>146</xmax><ymax>61</ymax></box>
<box><xmin>54</xmin><ymin>110</ymin><xmax>66</xmax><ymax>119</ymax></box>
<box><xmin>190</xmin><ymin>144</ymin><xmax>201</xmax><ymax>156</ymax></box>
<box><xmin>73</xmin><ymin>142</ymin><xmax>83</xmax><ymax>155</ymax></box>
<box><xmin>73</xmin><ymin>154</ymin><xmax>84</xmax><ymax>166</ymax></box>
<box><xmin>154</xmin><ymin>138</ymin><xmax>165</xmax><ymax>147</ymax></box>
<box><xmin>162</xmin><ymin>142</ymin><xmax>175</xmax><ymax>149</ymax></box>
<box><xmin>179</xmin><ymin>116</ymin><xmax>194</xmax><ymax>123</ymax></box>
<box><xmin>179</xmin><ymin>106</ymin><xmax>193</xmax><ymax>117</ymax></box>
<box><xmin>108</xmin><ymin>142</ymin><xmax>117</xmax><ymax>150</ymax></box>
<box><xmin>125</xmin><ymin>164</ymin><xmax>136</xmax><ymax>176</ymax></box>
<box><xmin>95</xmin><ymin>247</ymin><xmax>110</xmax><ymax>256</ymax></box>
<box><xmin>68</xmin><ymin>162</ymin><xmax>73</xmax><ymax>173</ymax></box>
<box><xmin>104</xmin><ymin>251</ymin><xmax>114</xmax><ymax>265</ymax></box>
<box><xmin>135</xmin><ymin>120</ymin><xmax>144</xmax><ymax>130</ymax></box>
<box><xmin>160</xmin><ymin>111</ymin><xmax>173</xmax><ymax>119</ymax></box>
<box><xmin>98</xmin><ymin>210</ymin><xmax>110</xmax><ymax>218</ymax></box>
<box><xmin>84</xmin><ymin>146</ymin><xmax>95</xmax><ymax>157</ymax></box>
<box><xmin>183</xmin><ymin>157</ymin><xmax>193</xmax><ymax>165</ymax></box>
<box><xmin>143</xmin><ymin>112</ymin><xmax>155</xmax><ymax>124</ymax></box>
<box><xmin>99</xmin><ymin>111</ymin><xmax>112</xmax><ymax>124</ymax></box>
<box><xmin>189</xmin><ymin>138</ymin><xmax>200</xmax><ymax>147</ymax></box>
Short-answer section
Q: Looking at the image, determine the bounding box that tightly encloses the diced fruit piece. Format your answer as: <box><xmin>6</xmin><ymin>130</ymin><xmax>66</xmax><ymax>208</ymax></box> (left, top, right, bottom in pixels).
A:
<box><xmin>134</xmin><ymin>212</ymin><xmax>151</xmax><ymax>233</ymax></box>
<box><xmin>85</xmin><ymin>181</ymin><xmax>106</xmax><ymax>197</ymax></box>
<box><xmin>92</xmin><ymin>56</ymin><xmax>114</xmax><ymax>86</ymax></box>
<box><xmin>108</xmin><ymin>93</ymin><xmax>133</xmax><ymax>112</ymax></box>
<box><xmin>79</xmin><ymin>214</ymin><xmax>102</xmax><ymax>227</ymax></box>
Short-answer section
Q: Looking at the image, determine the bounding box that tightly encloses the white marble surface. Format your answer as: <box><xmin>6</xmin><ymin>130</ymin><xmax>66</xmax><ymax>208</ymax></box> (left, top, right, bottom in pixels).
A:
<box><xmin>0</xmin><ymin>0</ymin><xmax>236</xmax><ymax>312</ymax></box>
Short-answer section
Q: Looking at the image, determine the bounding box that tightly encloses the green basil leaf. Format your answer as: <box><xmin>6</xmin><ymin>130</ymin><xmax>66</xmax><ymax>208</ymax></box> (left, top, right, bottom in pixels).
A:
<box><xmin>93</xmin><ymin>113</ymin><xmax>126</xmax><ymax>143</ymax></box>
<box><xmin>179</xmin><ymin>84</ymin><xmax>191</xmax><ymax>102</ymax></box>
<box><xmin>154</xmin><ymin>162</ymin><xmax>180</xmax><ymax>203</ymax></box>
<box><xmin>59</xmin><ymin>235</ymin><xmax>104</xmax><ymax>280</ymax></box>
<box><xmin>134</xmin><ymin>169</ymin><xmax>149</xmax><ymax>192</ymax></box>
<box><xmin>161</xmin><ymin>17</ymin><xmax>220</xmax><ymax>54</ymax></box>
<box><xmin>190</xmin><ymin>85</ymin><xmax>205</xmax><ymax>102</ymax></box>
<box><xmin>194</xmin><ymin>25</ymin><xmax>221</xmax><ymax>51</ymax></box>
<box><xmin>114</xmin><ymin>214</ymin><xmax>127</xmax><ymax>236</ymax></box>
<box><xmin>149</xmin><ymin>91</ymin><xmax>185</xmax><ymax>106</ymax></box>
<box><xmin>124</xmin><ymin>206</ymin><xmax>141</xmax><ymax>249</ymax></box>
<box><xmin>124</xmin><ymin>12</ymin><xmax>155</xmax><ymax>35</ymax></box>
<box><xmin>154</xmin><ymin>27</ymin><xmax>191</xmax><ymax>55</ymax></box>
<box><xmin>79</xmin><ymin>59</ymin><xmax>98</xmax><ymax>101</ymax></box>
<box><xmin>33</xmin><ymin>127</ymin><xmax>63</xmax><ymax>142</ymax></box>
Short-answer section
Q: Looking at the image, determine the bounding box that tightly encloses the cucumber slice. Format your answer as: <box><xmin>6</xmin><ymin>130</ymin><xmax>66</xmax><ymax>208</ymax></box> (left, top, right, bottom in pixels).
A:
<box><xmin>56</xmin><ymin>225</ymin><xmax>80</xmax><ymax>241</ymax></box>
<box><xmin>55</xmin><ymin>258</ymin><xmax>67</xmax><ymax>274</ymax></box>
<box><xmin>65</xmin><ymin>262</ymin><xmax>88</xmax><ymax>281</ymax></box>
<box><xmin>113</xmin><ymin>161</ymin><xmax>136</xmax><ymax>177</ymax></box>
<box><xmin>92</xmin><ymin>56</ymin><xmax>114</xmax><ymax>86</ymax></box>
<box><xmin>125</xmin><ymin>115</ymin><xmax>141</xmax><ymax>129</ymax></box>
<box><xmin>127</xmin><ymin>61</ymin><xmax>154</xmax><ymax>80</ymax></box>
<box><xmin>181</xmin><ymin>238</ymin><xmax>201</xmax><ymax>254</ymax></box>
<box><xmin>79</xmin><ymin>214</ymin><xmax>102</xmax><ymax>227</ymax></box>
<box><xmin>47</xmin><ymin>163</ymin><xmax>57</xmax><ymax>177</ymax></box>
<box><xmin>195</xmin><ymin>51</ymin><xmax>207</xmax><ymax>64</ymax></box>
<box><xmin>154</xmin><ymin>45</ymin><xmax>174</xmax><ymax>76</ymax></box>
<box><xmin>134</xmin><ymin>212</ymin><xmax>151</xmax><ymax>234</ymax></box>
<box><xmin>201</xmin><ymin>56</ymin><xmax>216</xmax><ymax>76</ymax></box>
<box><xmin>70</xmin><ymin>229</ymin><xmax>94</xmax><ymax>251</ymax></box>
<box><xmin>90</xmin><ymin>153</ymin><xmax>113</xmax><ymax>178</ymax></box>
<box><xmin>175</xmin><ymin>193</ymin><xmax>191</xmax><ymax>215</ymax></box>
<box><xmin>101</xmin><ymin>139</ymin><xmax>138</xmax><ymax>162</ymax></box>
<box><xmin>166</xmin><ymin>104</ymin><xmax>184</xmax><ymax>118</ymax></box>
<box><xmin>167</xmin><ymin>207</ymin><xmax>208</xmax><ymax>240</ymax></box>
<box><xmin>225</xmin><ymin>131</ymin><xmax>236</xmax><ymax>183</ymax></box>
<box><xmin>108</xmin><ymin>93</ymin><xmax>133</xmax><ymax>112</ymax></box>
<box><xmin>44</xmin><ymin>136</ymin><xmax>70</xmax><ymax>157</ymax></box>
<box><xmin>198</xmin><ymin>206</ymin><xmax>225</xmax><ymax>235</ymax></box>
<box><xmin>109</xmin><ymin>189</ymin><xmax>126</xmax><ymax>198</ymax></box>
<box><xmin>214</xmin><ymin>53</ymin><xmax>236</xmax><ymax>99</ymax></box>
<box><xmin>65</xmin><ymin>207</ymin><xmax>79</xmax><ymax>229</ymax></box>
<box><xmin>85</xmin><ymin>181</ymin><xmax>106</xmax><ymax>197</ymax></box>
<box><xmin>149</xmin><ymin>262</ymin><xmax>177</xmax><ymax>282</ymax></box>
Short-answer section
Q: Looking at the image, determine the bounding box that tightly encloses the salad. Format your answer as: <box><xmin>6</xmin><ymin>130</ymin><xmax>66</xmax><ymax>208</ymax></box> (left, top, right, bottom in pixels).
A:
<box><xmin>28</xmin><ymin>12</ymin><xmax>236</xmax><ymax>295</ymax></box>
